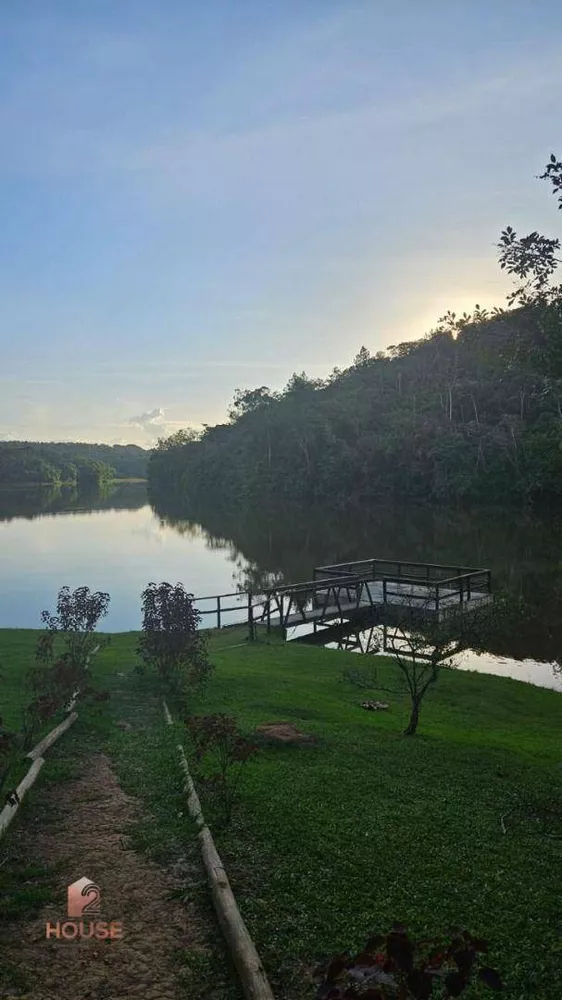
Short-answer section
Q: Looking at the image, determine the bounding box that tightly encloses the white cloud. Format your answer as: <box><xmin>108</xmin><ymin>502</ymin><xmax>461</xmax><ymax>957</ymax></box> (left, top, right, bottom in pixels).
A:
<box><xmin>129</xmin><ymin>406</ymin><xmax>165</xmax><ymax>426</ymax></box>
<box><xmin>128</xmin><ymin>407</ymin><xmax>167</xmax><ymax>438</ymax></box>
<box><xmin>126</xmin><ymin>407</ymin><xmax>202</xmax><ymax>443</ymax></box>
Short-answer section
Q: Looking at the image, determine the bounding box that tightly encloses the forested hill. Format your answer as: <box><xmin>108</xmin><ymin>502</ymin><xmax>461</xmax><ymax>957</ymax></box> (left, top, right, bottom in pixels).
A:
<box><xmin>0</xmin><ymin>441</ymin><xmax>149</xmax><ymax>487</ymax></box>
<box><xmin>149</xmin><ymin>299</ymin><xmax>562</xmax><ymax>507</ymax></box>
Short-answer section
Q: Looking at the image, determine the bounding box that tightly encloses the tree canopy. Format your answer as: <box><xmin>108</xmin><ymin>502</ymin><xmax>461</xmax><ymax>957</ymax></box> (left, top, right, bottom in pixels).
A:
<box><xmin>149</xmin><ymin>184</ymin><xmax>562</xmax><ymax>505</ymax></box>
<box><xmin>0</xmin><ymin>441</ymin><xmax>149</xmax><ymax>488</ymax></box>
<box><xmin>150</xmin><ymin>156</ymin><xmax>562</xmax><ymax>506</ymax></box>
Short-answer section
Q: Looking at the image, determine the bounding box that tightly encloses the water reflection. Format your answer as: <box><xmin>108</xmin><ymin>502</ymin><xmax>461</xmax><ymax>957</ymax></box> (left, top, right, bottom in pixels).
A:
<box><xmin>308</xmin><ymin>621</ymin><xmax>562</xmax><ymax>692</ymax></box>
<box><xmin>151</xmin><ymin>492</ymin><xmax>562</xmax><ymax>690</ymax></box>
<box><xmin>0</xmin><ymin>482</ymin><xmax>561</xmax><ymax>691</ymax></box>
<box><xmin>0</xmin><ymin>481</ymin><xmax>148</xmax><ymax>521</ymax></box>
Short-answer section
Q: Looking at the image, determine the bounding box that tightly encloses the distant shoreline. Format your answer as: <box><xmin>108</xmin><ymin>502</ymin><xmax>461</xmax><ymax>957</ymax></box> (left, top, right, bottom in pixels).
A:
<box><xmin>0</xmin><ymin>478</ymin><xmax>148</xmax><ymax>491</ymax></box>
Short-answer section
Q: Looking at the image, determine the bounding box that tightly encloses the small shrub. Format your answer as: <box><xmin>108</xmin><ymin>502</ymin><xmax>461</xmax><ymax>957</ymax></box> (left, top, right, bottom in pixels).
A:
<box><xmin>313</xmin><ymin>924</ymin><xmax>503</xmax><ymax>998</ymax></box>
<box><xmin>0</xmin><ymin>587</ymin><xmax>110</xmax><ymax>803</ymax></box>
<box><xmin>138</xmin><ymin>582</ymin><xmax>212</xmax><ymax>698</ymax></box>
<box><xmin>24</xmin><ymin>656</ymin><xmax>80</xmax><ymax>743</ymax></box>
<box><xmin>39</xmin><ymin>584</ymin><xmax>110</xmax><ymax>675</ymax></box>
<box><xmin>185</xmin><ymin>714</ymin><xmax>258</xmax><ymax>825</ymax></box>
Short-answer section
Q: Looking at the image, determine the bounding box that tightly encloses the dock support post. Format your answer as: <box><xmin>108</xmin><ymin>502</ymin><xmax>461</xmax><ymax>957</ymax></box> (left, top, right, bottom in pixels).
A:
<box><xmin>248</xmin><ymin>592</ymin><xmax>254</xmax><ymax>641</ymax></box>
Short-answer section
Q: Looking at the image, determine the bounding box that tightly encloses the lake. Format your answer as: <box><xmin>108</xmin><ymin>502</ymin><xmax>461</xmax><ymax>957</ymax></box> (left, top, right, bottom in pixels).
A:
<box><xmin>0</xmin><ymin>481</ymin><xmax>561</xmax><ymax>692</ymax></box>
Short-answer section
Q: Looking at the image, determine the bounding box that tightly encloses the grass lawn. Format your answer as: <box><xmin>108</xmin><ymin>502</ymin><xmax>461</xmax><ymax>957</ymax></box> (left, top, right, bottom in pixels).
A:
<box><xmin>185</xmin><ymin>635</ymin><xmax>562</xmax><ymax>999</ymax></box>
<box><xmin>1</xmin><ymin>628</ymin><xmax>561</xmax><ymax>999</ymax></box>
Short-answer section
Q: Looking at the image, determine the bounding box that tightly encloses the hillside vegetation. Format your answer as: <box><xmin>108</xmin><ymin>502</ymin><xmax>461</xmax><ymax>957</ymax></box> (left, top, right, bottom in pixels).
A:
<box><xmin>150</xmin><ymin>155</ymin><xmax>562</xmax><ymax>507</ymax></box>
<box><xmin>149</xmin><ymin>300</ymin><xmax>562</xmax><ymax>506</ymax></box>
<box><xmin>0</xmin><ymin>441</ymin><xmax>149</xmax><ymax>487</ymax></box>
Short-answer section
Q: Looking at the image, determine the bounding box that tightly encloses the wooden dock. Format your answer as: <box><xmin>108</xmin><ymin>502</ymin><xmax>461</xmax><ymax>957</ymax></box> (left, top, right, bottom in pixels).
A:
<box><xmin>192</xmin><ymin>557</ymin><xmax>492</xmax><ymax>637</ymax></box>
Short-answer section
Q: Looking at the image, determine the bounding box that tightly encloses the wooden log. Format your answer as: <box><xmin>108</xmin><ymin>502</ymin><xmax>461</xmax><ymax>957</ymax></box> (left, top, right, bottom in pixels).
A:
<box><xmin>26</xmin><ymin>711</ymin><xmax>78</xmax><ymax>760</ymax></box>
<box><xmin>163</xmin><ymin>699</ymin><xmax>275</xmax><ymax>1000</ymax></box>
<box><xmin>65</xmin><ymin>688</ymin><xmax>81</xmax><ymax>713</ymax></box>
<box><xmin>200</xmin><ymin>824</ymin><xmax>275</xmax><ymax>1000</ymax></box>
<box><xmin>0</xmin><ymin>757</ymin><xmax>45</xmax><ymax>840</ymax></box>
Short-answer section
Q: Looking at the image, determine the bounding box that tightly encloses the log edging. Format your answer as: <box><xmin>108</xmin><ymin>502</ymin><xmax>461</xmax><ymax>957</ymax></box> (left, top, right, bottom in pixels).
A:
<box><xmin>26</xmin><ymin>711</ymin><xmax>79</xmax><ymax>761</ymax></box>
<box><xmin>0</xmin><ymin>642</ymin><xmax>102</xmax><ymax>840</ymax></box>
<box><xmin>163</xmin><ymin>698</ymin><xmax>275</xmax><ymax>1000</ymax></box>
<box><xmin>0</xmin><ymin>757</ymin><xmax>46</xmax><ymax>839</ymax></box>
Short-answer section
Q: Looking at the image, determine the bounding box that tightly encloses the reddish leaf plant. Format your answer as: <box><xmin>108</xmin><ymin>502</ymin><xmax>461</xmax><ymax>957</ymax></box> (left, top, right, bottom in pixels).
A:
<box><xmin>313</xmin><ymin>924</ymin><xmax>503</xmax><ymax>999</ymax></box>
<box><xmin>185</xmin><ymin>713</ymin><xmax>258</xmax><ymax>825</ymax></box>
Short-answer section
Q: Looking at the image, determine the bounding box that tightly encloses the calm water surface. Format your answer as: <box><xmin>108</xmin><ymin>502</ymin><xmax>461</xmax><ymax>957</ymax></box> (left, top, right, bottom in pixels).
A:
<box><xmin>1</xmin><ymin>482</ymin><xmax>560</xmax><ymax>692</ymax></box>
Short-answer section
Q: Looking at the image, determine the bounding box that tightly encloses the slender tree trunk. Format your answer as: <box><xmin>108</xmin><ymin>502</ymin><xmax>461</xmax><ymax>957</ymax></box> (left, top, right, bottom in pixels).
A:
<box><xmin>404</xmin><ymin>698</ymin><xmax>421</xmax><ymax>735</ymax></box>
<box><xmin>265</xmin><ymin>419</ymin><xmax>272</xmax><ymax>471</ymax></box>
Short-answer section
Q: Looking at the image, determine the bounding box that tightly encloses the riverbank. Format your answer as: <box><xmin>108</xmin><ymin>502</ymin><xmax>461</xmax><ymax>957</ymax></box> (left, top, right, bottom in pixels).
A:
<box><xmin>0</xmin><ymin>477</ymin><xmax>147</xmax><ymax>490</ymax></box>
<box><xmin>1</xmin><ymin>629</ymin><xmax>561</xmax><ymax>998</ymax></box>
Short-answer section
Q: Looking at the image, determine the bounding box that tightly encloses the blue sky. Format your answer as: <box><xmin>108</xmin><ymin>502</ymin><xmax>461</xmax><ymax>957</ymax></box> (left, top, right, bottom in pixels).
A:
<box><xmin>1</xmin><ymin>1</ymin><xmax>561</xmax><ymax>445</ymax></box>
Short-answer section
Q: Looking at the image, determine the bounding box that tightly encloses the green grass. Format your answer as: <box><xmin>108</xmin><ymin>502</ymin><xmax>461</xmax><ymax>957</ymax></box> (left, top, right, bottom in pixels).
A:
<box><xmin>0</xmin><ymin>629</ymin><xmax>39</xmax><ymax>727</ymax></box>
<box><xmin>183</xmin><ymin>636</ymin><xmax>562</xmax><ymax>1000</ymax></box>
<box><xmin>0</xmin><ymin>629</ymin><xmax>241</xmax><ymax>1000</ymax></box>
<box><xmin>1</xmin><ymin>629</ymin><xmax>561</xmax><ymax>999</ymax></box>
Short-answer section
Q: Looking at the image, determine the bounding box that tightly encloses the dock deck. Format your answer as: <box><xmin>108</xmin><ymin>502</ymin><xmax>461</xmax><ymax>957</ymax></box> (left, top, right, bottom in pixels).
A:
<box><xmin>278</xmin><ymin>579</ymin><xmax>492</xmax><ymax>627</ymax></box>
<box><xmin>253</xmin><ymin>559</ymin><xmax>493</xmax><ymax>634</ymax></box>
<box><xmin>192</xmin><ymin>557</ymin><xmax>493</xmax><ymax>635</ymax></box>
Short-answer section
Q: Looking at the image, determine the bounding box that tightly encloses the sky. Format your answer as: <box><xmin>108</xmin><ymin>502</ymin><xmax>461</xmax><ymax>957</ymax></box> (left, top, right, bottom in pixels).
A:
<box><xmin>1</xmin><ymin>1</ymin><xmax>561</xmax><ymax>446</ymax></box>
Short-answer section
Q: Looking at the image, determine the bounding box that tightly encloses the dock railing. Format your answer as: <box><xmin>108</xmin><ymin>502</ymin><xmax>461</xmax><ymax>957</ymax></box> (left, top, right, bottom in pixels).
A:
<box><xmin>314</xmin><ymin>558</ymin><xmax>486</xmax><ymax>583</ymax></box>
<box><xmin>434</xmin><ymin>569</ymin><xmax>492</xmax><ymax>610</ymax></box>
<box><xmin>192</xmin><ymin>564</ymin><xmax>492</xmax><ymax>637</ymax></box>
<box><xmin>193</xmin><ymin>575</ymin><xmax>367</xmax><ymax>636</ymax></box>
<box><xmin>315</xmin><ymin>560</ymin><xmax>491</xmax><ymax>612</ymax></box>
<box><xmin>258</xmin><ymin>574</ymin><xmax>364</xmax><ymax>631</ymax></box>
<box><xmin>191</xmin><ymin>589</ymin><xmax>268</xmax><ymax>637</ymax></box>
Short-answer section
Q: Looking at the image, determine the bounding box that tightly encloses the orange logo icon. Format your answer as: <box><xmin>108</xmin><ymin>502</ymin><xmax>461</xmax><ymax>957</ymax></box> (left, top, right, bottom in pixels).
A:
<box><xmin>67</xmin><ymin>876</ymin><xmax>101</xmax><ymax>918</ymax></box>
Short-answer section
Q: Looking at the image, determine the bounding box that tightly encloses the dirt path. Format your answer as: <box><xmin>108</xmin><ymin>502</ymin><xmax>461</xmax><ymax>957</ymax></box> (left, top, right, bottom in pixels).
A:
<box><xmin>1</xmin><ymin>753</ymin><xmax>207</xmax><ymax>1000</ymax></box>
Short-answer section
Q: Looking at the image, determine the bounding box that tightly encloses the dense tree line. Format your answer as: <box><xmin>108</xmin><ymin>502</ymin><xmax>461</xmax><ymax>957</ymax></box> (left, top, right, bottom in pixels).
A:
<box><xmin>0</xmin><ymin>441</ymin><xmax>149</xmax><ymax>488</ymax></box>
<box><xmin>149</xmin><ymin>299</ymin><xmax>562</xmax><ymax>506</ymax></box>
<box><xmin>149</xmin><ymin>156</ymin><xmax>562</xmax><ymax>508</ymax></box>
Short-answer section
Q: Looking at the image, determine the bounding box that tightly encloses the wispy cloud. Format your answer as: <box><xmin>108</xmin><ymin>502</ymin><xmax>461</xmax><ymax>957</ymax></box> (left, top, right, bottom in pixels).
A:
<box><xmin>128</xmin><ymin>406</ymin><xmax>166</xmax><ymax>435</ymax></box>
<box><xmin>3</xmin><ymin>42</ymin><xmax>560</xmax><ymax>187</ymax></box>
<box><xmin>0</xmin><ymin>362</ymin><xmax>322</xmax><ymax>386</ymax></box>
<box><xmin>125</xmin><ymin>407</ymin><xmax>199</xmax><ymax>442</ymax></box>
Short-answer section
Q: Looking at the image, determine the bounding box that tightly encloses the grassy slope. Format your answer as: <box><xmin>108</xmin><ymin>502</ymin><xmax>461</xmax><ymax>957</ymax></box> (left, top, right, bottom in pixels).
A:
<box><xmin>1</xmin><ymin>629</ymin><xmax>561</xmax><ymax>999</ymax></box>
<box><xmin>187</xmin><ymin>636</ymin><xmax>562</xmax><ymax>999</ymax></box>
